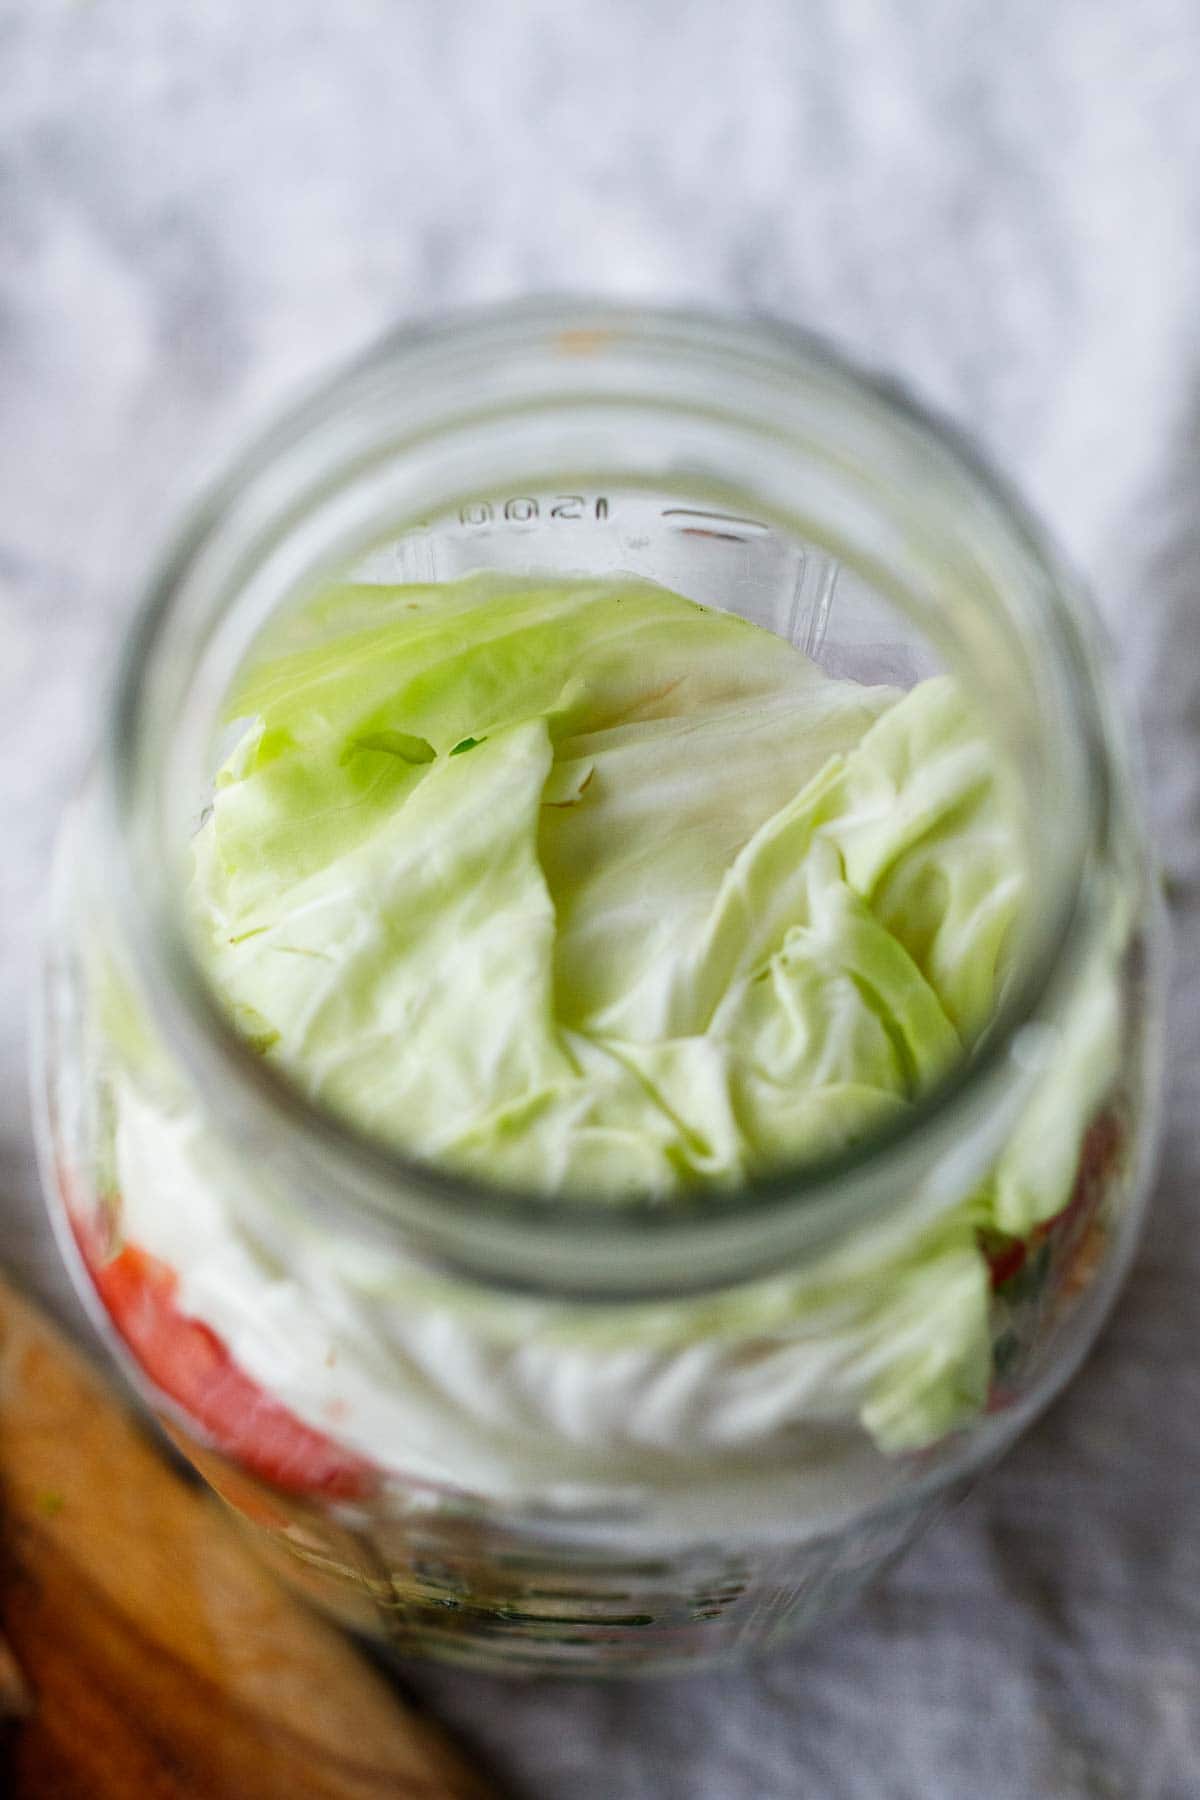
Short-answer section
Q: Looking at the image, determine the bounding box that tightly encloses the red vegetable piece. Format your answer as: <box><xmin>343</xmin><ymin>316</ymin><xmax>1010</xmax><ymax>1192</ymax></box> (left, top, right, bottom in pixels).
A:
<box><xmin>73</xmin><ymin>1218</ymin><xmax>380</xmax><ymax>1502</ymax></box>
<box><xmin>984</xmin><ymin>1238</ymin><xmax>1027</xmax><ymax>1291</ymax></box>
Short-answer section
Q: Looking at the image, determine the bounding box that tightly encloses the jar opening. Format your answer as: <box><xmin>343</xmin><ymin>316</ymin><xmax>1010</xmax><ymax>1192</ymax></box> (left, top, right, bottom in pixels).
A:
<box><xmin>102</xmin><ymin>301</ymin><xmax>1109</xmax><ymax>1298</ymax></box>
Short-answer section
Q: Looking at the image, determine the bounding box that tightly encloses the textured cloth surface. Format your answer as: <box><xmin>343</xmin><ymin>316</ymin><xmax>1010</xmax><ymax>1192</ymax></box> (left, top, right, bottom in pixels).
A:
<box><xmin>2</xmin><ymin>5</ymin><xmax>1199</xmax><ymax>1796</ymax></box>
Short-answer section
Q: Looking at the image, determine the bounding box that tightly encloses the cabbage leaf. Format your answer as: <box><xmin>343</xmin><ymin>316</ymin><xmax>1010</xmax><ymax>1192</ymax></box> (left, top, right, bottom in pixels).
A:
<box><xmin>188</xmin><ymin>574</ymin><xmax>1119</xmax><ymax>1451</ymax></box>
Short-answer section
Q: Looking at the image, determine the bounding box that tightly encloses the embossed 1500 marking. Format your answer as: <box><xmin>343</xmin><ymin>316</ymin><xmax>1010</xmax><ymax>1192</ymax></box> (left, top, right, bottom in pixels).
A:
<box><xmin>458</xmin><ymin>496</ymin><xmax>610</xmax><ymax>525</ymax></box>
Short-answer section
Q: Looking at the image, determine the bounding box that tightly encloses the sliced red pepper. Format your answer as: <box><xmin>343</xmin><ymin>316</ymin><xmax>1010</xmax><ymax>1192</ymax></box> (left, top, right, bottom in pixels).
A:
<box><xmin>73</xmin><ymin>1217</ymin><xmax>380</xmax><ymax>1503</ymax></box>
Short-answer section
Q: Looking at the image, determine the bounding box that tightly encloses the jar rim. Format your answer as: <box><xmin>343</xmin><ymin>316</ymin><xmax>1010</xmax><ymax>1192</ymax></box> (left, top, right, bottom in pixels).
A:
<box><xmin>101</xmin><ymin>298</ymin><xmax>1112</xmax><ymax>1299</ymax></box>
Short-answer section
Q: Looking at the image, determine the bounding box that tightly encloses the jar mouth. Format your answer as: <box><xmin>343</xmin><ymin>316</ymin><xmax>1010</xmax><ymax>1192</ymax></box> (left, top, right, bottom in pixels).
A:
<box><xmin>102</xmin><ymin>299</ymin><xmax>1110</xmax><ymax>1299</ymax></box>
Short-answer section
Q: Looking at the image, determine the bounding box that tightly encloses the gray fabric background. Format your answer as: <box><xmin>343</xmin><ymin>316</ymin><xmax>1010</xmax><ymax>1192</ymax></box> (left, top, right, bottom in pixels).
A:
<box><xmin>3</xmin><ymin>4</ymin><xmax>1198</xmax><ymax>1795</ymax></box>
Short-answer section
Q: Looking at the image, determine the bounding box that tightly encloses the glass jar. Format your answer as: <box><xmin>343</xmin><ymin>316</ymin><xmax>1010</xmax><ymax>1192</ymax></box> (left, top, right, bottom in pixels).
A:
<box><xmin>34</xmin><ymin>302</ymin><xmax>1164</xmax><ymax>1675</ymax></box>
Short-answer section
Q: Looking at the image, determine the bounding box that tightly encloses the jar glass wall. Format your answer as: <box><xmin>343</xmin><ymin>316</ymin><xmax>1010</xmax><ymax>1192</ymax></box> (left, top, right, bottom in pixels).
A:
<box><xmin>35</xmin><ymin>304</ymin><xmax>1164</xmax><ymax>1673</ymax></box>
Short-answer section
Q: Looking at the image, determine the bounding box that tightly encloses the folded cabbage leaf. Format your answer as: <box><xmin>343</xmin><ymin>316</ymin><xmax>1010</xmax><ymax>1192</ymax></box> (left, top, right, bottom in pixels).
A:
<box><xmin>188</xmin><ymin>574</ymin><xmax>1118</xmax><ymax>1452</ymax></box>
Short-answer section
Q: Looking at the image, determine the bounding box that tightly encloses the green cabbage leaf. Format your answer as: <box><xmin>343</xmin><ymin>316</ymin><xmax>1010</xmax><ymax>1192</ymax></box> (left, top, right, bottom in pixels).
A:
<box><xmin>188</xmin><ymin>574</ymin><xmax>1119</xmax><ymax>1450</ymax></box>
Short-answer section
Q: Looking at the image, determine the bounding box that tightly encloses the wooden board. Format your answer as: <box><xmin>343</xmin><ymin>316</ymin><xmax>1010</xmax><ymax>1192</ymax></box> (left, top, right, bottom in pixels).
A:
<box><xmin>0</xmin><ymin>1273</ymin><xmax>497</xmax><ymax>1799</ymax></box>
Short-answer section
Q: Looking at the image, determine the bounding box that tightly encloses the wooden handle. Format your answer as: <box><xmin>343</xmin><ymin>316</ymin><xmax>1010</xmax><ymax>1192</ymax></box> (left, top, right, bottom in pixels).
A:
<box><xmin>0</xmin><ymin>1272</ymin><xmax>497</xmax><ymax>1799</ymax></box>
